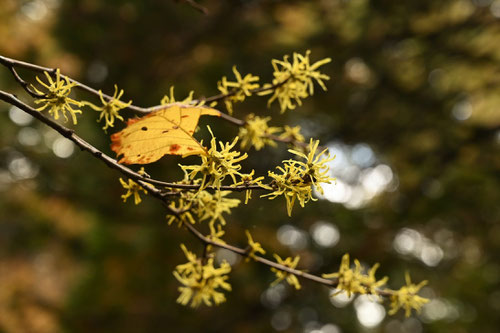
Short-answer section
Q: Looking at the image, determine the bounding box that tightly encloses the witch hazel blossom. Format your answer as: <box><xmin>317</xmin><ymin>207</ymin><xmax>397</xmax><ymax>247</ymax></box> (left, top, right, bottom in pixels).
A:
<box><xmin>174</xmin><ymin>244</ymin><xmax>232</xmax><ymax>308</ymax></box>
<box><xmin>262</xmin><ymin>139</ymin><xmax>335</xmax><ymax>216</ymax></box>
<box><xmin>84</xmin><ymin>84</ymin><xmax>131</xmax><ymax>130</ymax></box>
<box><xmin>33</xmin><ymin>69</ymin><xmax>83</xmax><ymax>124</ymax></box>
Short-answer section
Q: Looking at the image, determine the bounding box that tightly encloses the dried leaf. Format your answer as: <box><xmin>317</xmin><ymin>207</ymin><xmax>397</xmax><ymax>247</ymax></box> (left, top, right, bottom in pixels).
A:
<box><xmin>111</xmin><ymin>104</ymin><xmax>220</xmax><ymax>164</ymax></box>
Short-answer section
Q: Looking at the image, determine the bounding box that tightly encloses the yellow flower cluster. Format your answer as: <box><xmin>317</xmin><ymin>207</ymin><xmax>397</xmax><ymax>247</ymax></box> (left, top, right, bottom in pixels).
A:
<box><xmin>322</xmin><ymin>254</ymin><xmax>429</xmax><ymax>317</ymax></box>
<box><xmin>322</xmin><ymin>254</ymin><xmax>388</xmax><ymax>297</ymax></box>
<box><xmin>238</xmin><ymin>114</ymin><xmax>280</xmax><ymax>151</ymax></box>
<box><xmin>388</xmin><ymin>272</ymin><xmax>429</xmax><ymax>317</ymax></box>
<box><xmin>245</xmin><ymin>230</ymin><xmax>266</xmax><ymax>261</ymax></box>
<box><xmin>181</xmin><ymin>128</ymin><xmax>248</xmax><ymax>190</ymax></box>
<box><xmin>167</xmin><ymin>189</ymin><xmax>240</xmax><ymax>234</ymax></box>
<box><xmin>262</xmin><ymin>139</ymin><xmax>335</xmax><ymax>216</ymax></box>
<box><xmin>271</xmin><ymin>254</ymin><xmax>301</xmax><ymax>290</ymax></box>
<box><xmin>259</xmin><ymin>50</ymin><xmax>331</xmax><ymax>113</ymax></box>
<box><xmin>288</xmin><ymin>140</ymin><xmax>335</xmax><ymax>191</ymax></box>
<box><xmin>33</xmin><ymin>69</ymin><xmax>83</xmax><ymax>125</ymax></box>
<box><xmin>191</xmin><ymin>190</ymin><xmax>240</xmax><ymax>227</ymax></box>
<box><xmin>174</xmin><ymin>244</ymin><xmax>232</xmax><ymax>308</ymax></box>
<box><xmin>217</xmin><ymin>66</ymin><xmax>260</xmax><ymax>114</ymax></box>
<box><xmin>84</xmin><ymin>84</ymin><xmax>132</xmax><ymax>130</ymax></box>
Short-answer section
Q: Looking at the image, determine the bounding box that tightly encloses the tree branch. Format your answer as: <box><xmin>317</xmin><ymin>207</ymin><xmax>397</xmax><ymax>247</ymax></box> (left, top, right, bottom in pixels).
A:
<box><xmin>0</xmin><ymin>76</ymin><xmax>393</xmax><ymax>301</ymax></box>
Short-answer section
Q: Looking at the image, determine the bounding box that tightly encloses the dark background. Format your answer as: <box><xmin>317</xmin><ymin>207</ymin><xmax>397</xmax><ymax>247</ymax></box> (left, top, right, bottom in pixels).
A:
<box><xmin>1</xmin><ymin>1</ymin><xmax>500</xmax><ymax>332</ymax></box>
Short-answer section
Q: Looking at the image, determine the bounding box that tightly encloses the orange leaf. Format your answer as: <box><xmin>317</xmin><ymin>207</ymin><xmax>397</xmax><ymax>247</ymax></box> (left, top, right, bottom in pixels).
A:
<box><xmin>111</xmin><ymin>104</ymin><xmax>221</xmax><ymax>164</ymax></box>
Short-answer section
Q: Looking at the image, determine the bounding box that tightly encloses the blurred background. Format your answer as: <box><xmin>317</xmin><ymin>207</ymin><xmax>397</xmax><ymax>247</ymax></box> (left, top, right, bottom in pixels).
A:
<box><xmin>1</xmin><ymin>0</ymin><xmax>500</xmax><ymax>332</ymax></box>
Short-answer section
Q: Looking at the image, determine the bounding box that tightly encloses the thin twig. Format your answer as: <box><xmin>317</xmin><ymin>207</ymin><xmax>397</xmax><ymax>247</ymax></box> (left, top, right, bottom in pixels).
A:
<box><xmin>7</xmin><ymin>65</ymin><xmax>45</xmax><ymax>98</ymax></box>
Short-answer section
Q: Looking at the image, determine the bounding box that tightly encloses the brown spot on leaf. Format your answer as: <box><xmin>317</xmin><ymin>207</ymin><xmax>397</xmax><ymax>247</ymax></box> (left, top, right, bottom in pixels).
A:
<box><xmin>169</xmin><ymin>144</ymin><xmax>181</xmax><ymax>153</ymax></box>
<box><xmin>162</xmin><ymin>130</ymin><xmax>169</xmax><ymax>134</ymax></box>
<box><xmin>141</xmin><ymin>126</ymin><xmax>148</xmax><ymax>131</ymax></box>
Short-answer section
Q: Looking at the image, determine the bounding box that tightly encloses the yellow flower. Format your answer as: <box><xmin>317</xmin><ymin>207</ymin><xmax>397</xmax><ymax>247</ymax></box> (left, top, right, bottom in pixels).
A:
<box><xmin>323</xmin><ymin>254</ymin><xmax>388</xmax><ymax>297</ymax></box>
<box><xmin>271</xmin><ymin>254</ymin><xmax>301</xmax><ymax>290</ymax></box>
<box><xmin>32</xmin><ymin>69</ymin><xmax>82</xmax><ymax>124</ymax></box>
<box><xmin>172</xmin><ymin>189</ymin><xmax>240</xmax><ymax>230</ymax></box>
<box><xmin>323</xmin><ymin>254</ymin><xmax>366</xmax><ymax>297</ymax></box>
<box><xmin>174</xmin><ymin>244</ymin><xmax>232</xmax><ymax>308</ymax></box>
<box><xmin>259</xmin><ymin>50</ymin><xmax>331</xmax><ymax>113</ymax></box>
<box><xmin>180</xmin><ymin>127</ymin><xmax>247</xmax><ymax>190</ymax></box>
<box><xmin>84</xmin><ymin>84</ymin><xmax>131</xmax><ymax>130</ymax></box>
<box><xmin>217</xmin><ymin>66</ymin><xmax>260</xmax><ymax>114</ymax></box>
<box><xmin>262</xmin><ymin>139</ymin><xmax>335</xmax><ymax>216</ymax></box>
<box><xmin>245</xmin><ymin>230</ymin><xmax>265</xmax><ymax>261</ymax></box>
<box><xmin>166</xmin><ymin>177</ymin><xmax>240</xmax><ymax>234</ymax></box>
<box><xmin>238</xmin><ymin>114</ymin><xmax>281</xmax><ymax>151</ymax></box>
<box><xmin>263</xmin><ymin>162</ymin><xmax>311</xmax><ymax>216</ymax></box>
<box><xmin>194</xmin><ymin>190</ymin><xmax>240</xmax><ymax>226</ymax></box>
<box><xmin>119</xmin><ymin>168</ymin><xmax>148</xmax><ymax>204</ymax></box>
<box><xmin>388</xmin><ymin>272</ymin><xmax>429</xmax><ymax>317</ymax></box>
<box><xmin>287</xmin><ymin>139</ymin><xmax>335</xmax><ymax>192</ymax></box>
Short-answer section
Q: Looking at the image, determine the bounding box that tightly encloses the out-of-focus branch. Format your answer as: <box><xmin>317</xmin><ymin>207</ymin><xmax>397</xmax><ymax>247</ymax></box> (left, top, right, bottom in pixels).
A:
<box><xmin>175</xmin><ymin>0</ymin><xmax>209</xmax><ymax>15</ymax></box>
